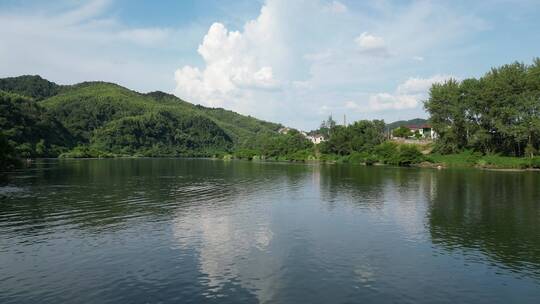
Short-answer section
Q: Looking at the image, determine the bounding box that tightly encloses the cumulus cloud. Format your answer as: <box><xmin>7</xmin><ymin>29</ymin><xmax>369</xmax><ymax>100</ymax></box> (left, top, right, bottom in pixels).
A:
<box><xmin>2</xmin><ymin>0</ymin><xmax>497</xmax><ymax>129</ymax></box>
<box><xmin>355</xmin><ymin>32</ymin><xmax>389</xmax><ymax>57</ymax></box>
<box><xmin>346</xmin><ymin>75</ymin><xmax>454</xmax><ymax>112</ymax></box>
<box><xmin>174</xmin><ymin>13</ymin><xmax>280</xmax><ymax>109</ymax></box>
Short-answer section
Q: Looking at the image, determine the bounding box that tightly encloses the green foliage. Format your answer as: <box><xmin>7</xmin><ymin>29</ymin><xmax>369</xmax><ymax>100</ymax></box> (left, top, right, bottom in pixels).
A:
<box><xmin>530</xmin><ymin>157</ymin><xmax>540</xmax><ymax>169</ymax></box>
<box><xmin>0</xmin><ymin>90</ymin><xmax>73</xmax><ymax>157</ymax></box>
<box><xmin>425</xmin><ymin>59</ymin><xmax>540</xmax><ymax>156</ymax></box>
<box><xmin>0</xmin><ymin>76</ymin><xmax>281</xmax><ymax>158</ymax></box>
<box><xmin>427</xmin><ymin>150</ymin><xmax>482</xmax><ymax>167</ymax></box>
<box><xmin>0</xmin><ymin>132</ymin><xmax>20</xmax><ymax>170</ymax></box>
<box><xmin>318</xmin><ymin>115</ymin><xmax>337</xmax><ymax>138</ymax></box>
<box><xmin>337</xmin><ymin>151</ymin><xmax>378</xmax><ymax>165</ymax></box>
<box><xmin>0</xmin><ymin>75</ymin><xmax>61</xmax><ymax>100</ymax></box>
<box><xmin>233</xmin><ymin>148</ymin><xmax>259</xmax><ymax>160</ymax></box>
<box><xmin>373</xmin><ymin>142</ymin><xmax>399</xmax><ymax>163</ymax></box>
<box><xmin>59</xmin><ymin>146</ymin><xmax>115</xmax><ymax>158</ymax></box>
<box><xmin>320</xmin><ymin>120</ymin><xmax>386</xmax><ymax>155</ymax></box>
<box><xmin>261</xmin><ymin>130</ymin><xmax>314</xmax><ymax>160</ymax></box>
<box><xmin>393</xmin><ymin>126</ymin><xmax>413</xmax><ymax>138</ymax></box>
<box><xmin>395</xmin><ymin>144</ymin><xmax>424</xmax><ymax>166</ymax></box>
<box><xmin>92</xmin><ymin>111</ymin><xmax>232</xmax><ymax>156</ymax></box>
<box><xmin>373</xmin><ymin>142</ymin><xmax>423</xmax><ymax>166</ymax></box>
<box><xmin>426</xmin><ymin>150</ymin><xmax>540</xmax><ymax>169</ymax></box>
<box><xmin>386</xmin><ymin>118</ymin><xmax>428</xmax><ymax>131</ymax></box>
<box><xmin>477</xmin><ymin>154</ymin><xmax>529</xmax><ymax>169</ymax></box>
<box><xmin>525</xmin><ymin>143</ymin><xmax>537</xmax><ymax>158</ymax></box>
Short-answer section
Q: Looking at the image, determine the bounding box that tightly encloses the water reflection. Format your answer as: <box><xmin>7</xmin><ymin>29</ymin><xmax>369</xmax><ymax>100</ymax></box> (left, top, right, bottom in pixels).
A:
<box><xmin>427</xmin><ymin>169</ymin><xmax>540</xmax><ymax>276</ymax></box>
<box><xmin>1</xmin><ymin>159</ymin><xmax>540</xmax><ymax>303</ymax></box>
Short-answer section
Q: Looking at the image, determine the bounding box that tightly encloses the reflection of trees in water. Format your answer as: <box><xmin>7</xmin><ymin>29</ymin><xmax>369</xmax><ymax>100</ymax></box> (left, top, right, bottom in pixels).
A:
<box><xmin>317</xmin><ymin>165</ymin><xmax>441</xmax><ymax>242</ymax></box>
<box><xmin>427</xmin><ymin>170</ymin><xmax>540</xmax><ymax>274</ymax></box>
<box><xmin>0</xmin><ymin>159</ymin><xmax>309</xmax><ymax>237</ymax></box>
<box><xmin>318</xmin><ymin>165</ymin><xmax>436</xmax><ymax>212</ymax></box>
<box><xmin>1</xmin><ymin>159</ymin><xmax>315</xmax><ymax>302</ymax></box>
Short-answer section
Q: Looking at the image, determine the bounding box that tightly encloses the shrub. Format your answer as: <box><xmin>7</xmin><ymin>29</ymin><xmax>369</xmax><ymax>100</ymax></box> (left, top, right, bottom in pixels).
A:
<box><xmin>477</xmin><ymin>154</ymin><xmax>528</xmax><ymax>169</ymax></box>
<box><xmin>529</xmin><ymin>157</ymin><xmax>540</xmax><ymax>169</ymax></box>
<box><xmin>234</xmin><ymin>148</ymin><xmax>258</xmax><ymax>160</ymax></box>
<box><xmin>395</xmin><ymin>144</ymin><xmax>424</xmax><ymax>166</ymax></box>
<box><xmin>374</xmin><ymin>142</ymin><xmax>399</xmax><ymax>164</ymax></box>
<box><xmin>59</xmin><ymin>146</ymin><xmax>115</xmax><ymax>158</ymax></box>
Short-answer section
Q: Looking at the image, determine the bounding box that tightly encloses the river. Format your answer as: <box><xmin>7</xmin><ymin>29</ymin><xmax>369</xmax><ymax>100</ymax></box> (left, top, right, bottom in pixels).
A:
<box><xmin>1</xmin><ymin>159</ymin><xmax>539</xmax><ymax>303</ymax></box>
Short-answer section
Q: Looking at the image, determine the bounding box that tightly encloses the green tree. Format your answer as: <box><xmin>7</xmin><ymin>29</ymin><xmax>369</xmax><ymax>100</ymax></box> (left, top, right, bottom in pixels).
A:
<box><xmin>393</xmin><ymin>126</ymin><xmax>412</xmax><ymax>138</ymax></box>
<box><xmin>424</xmin><ymin>58</ymin><xmax>540</xmax><ymax>156</ymax></box>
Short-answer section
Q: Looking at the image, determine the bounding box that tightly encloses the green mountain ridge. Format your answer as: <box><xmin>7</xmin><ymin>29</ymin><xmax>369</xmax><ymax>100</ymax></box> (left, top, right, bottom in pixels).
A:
<box><xmin>0</xmin><ymin>75</ymin><xmax>282</xmax><ymax>158</ymax></box>
<box><xmin>385</xmin><ymin>118</ymin><xmax>429</xmax><ymax>131</ymax></box>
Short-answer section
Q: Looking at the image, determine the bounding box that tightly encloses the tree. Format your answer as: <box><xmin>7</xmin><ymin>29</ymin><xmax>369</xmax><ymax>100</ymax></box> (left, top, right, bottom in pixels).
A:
<box><xmin>0</xmin><ymin>132</ymin><xmax>19</xmax><ymax>170</ymax></box>
<box><xmin>393</xmin><ymin>126</ymin><xmax>412</xmax><ymax>138</ymax></box>
<box><xmin>320</xmin><ymin>120</ymin><xmax>386</xmax><ymax>155</ymax></box>
<box><xmin>319</xmin><ymin>115</ymin><xmax>337</xmax><ymax>138</ymax></box>
<box><xmin>424</xmin><ymin>59</ymin><xmax>540</xmax><ymax>156</ymax></box>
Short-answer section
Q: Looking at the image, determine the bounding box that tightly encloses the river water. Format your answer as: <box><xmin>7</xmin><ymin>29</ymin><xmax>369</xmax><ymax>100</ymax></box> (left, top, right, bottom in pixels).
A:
<box><xmin>1</xmin><ymin>159</ymin><xmax>539</xmax><ymax>303</ymax></box>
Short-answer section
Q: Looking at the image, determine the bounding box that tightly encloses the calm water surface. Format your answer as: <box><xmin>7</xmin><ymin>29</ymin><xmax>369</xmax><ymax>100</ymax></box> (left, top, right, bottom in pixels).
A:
<box><xmin>1</xmin><ymin>159</ymin><xmax>539</xmax><ymax>303</ymax></box>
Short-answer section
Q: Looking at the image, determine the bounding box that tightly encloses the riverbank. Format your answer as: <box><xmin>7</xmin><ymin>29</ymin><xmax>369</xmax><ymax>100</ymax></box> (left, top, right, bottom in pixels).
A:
<box><xmin>228</xmin><ymin>150</ymin><xmax>540</xmax><ymax>171</ymax></box>
<box><xmin>4</xmin><ymin>151</ymin><xmax>540</xmax><ymax>173</ymax></box>
<box><xmin>425</xmin><ymin>152</ymin><xmax>540</xmax><ymax>170</ymax></box>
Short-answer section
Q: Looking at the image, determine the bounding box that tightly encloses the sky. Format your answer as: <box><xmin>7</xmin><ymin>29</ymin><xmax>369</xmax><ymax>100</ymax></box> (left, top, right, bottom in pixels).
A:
<box><xmin>1</xmin><ymin>0</ymin><xmax>539</xmax><ymax>130</ymax></box>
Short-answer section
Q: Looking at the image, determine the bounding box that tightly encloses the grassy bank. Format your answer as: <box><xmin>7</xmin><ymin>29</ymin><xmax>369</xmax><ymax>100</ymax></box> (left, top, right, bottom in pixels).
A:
<box><xmin>229</xmin><ymin>147</ymin><xmax>540</xmax><ymax>170</ymax></box>
<box><xmin>426</xmin><ymin>151</ymin><xmax>540</xmax><ymax>169</ymax></box>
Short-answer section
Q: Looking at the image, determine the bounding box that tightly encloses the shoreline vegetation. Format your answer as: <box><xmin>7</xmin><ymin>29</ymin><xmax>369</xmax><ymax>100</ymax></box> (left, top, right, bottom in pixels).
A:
<box><xmin>1</xmin><ymin>58</ymin><xmax>539</xmax><ymax>172</ymax></box>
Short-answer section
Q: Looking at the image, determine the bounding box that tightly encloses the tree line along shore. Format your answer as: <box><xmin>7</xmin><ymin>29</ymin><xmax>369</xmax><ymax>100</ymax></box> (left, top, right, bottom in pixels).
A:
<box><xmin>1</xmin><ymin>58</ymin><xmax>540</xmax><ymax>171</ymax></box>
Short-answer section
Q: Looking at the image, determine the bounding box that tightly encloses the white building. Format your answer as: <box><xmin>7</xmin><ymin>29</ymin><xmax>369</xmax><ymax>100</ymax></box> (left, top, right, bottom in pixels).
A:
<box><xmin>307</xmin><ymin>134</ymin><xmax>325</xmax><ymax>144</ymax></box>
<box><xmin>393</xmin><ymin>125</ymin><xmax>437</xmax><ymax>139</ymax></box>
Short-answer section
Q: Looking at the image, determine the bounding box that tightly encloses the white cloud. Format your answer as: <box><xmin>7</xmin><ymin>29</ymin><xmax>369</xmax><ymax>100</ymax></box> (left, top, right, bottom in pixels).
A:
<box><xmin>397</xmin><ymin>75</ymin><xmax>453</xmax><ymax>95</ymax></box>
<box><xmin>355</xmin><ymin>32</ymin><xmax>389</xmax><ymax>57</ymax></box>
<box><xmin>368</xmin><ymin>93</ymin><xmax>419</xmax><ymax>111</ymax></box>
<box><xmin>0</xmin><ymin>0</ymin><xmax>202</xmax><ymax>92</ymax></box>
<box><xmin>1</xmin><ymin>0</ymin><xmax>496</xmax><ymax>129</ymax></box>
<box><xmin>346</xmin><ymin>75</ymin><xmax>454</xmax><ymax>112</ymax></box>
<box><xmin>174</xmin><ymin>15</ymin><xmax>280</xmax><ymax>109</ymax></box>
<box><xmin>172</xmin><ymin>0</ymin><xmax>488</xmax><ymax>128</ymax></box>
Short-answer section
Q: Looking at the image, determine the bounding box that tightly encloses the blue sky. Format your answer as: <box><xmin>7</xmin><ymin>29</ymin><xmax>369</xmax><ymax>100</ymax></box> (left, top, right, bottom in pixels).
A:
<box><xmin>1</xmin><ymin>0</ymin><xmax>539</xmax><ymax>130</ymax></box>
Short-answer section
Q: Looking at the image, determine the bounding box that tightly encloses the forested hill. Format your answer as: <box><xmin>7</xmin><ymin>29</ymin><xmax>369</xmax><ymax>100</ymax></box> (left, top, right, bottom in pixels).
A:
<box><xmin>386</xmin><ymin>118</ymin><xmax>428</xmax><ymax>131</ymax></box>
<box><xmin>0</xmin><ymin>75</ymin><xmax>281</xmax><ymax>158</ymax></box>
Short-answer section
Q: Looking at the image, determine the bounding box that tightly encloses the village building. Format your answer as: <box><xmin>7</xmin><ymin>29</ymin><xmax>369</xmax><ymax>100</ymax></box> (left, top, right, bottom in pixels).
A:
<box><xmin>392</xmin><ymin>124</ymin><xmax>437</xmax><ymax>139</ymax></box>
<box><xmin>278</xmin><ymin>127</ymin><xmax>291</xmax><ymax>134</ymax></box>
<box><xmin>307</xmin><ymin>134</ymin><xmax>325</xmax><ymax>144</ymax></box>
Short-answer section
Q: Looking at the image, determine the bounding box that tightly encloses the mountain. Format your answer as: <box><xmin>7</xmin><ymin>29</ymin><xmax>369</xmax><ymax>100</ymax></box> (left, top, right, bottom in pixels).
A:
<box><xmin>0</xmin><ymin>76</ymin><xmax>281</xmax><ymax>158</ymax></box>
<box><xmin>0</xmin><ymin>75</ymin><xmax>61</xmax><ymax>100</ymax></box>
<box><xmin>386</xmin><ymin>118</ymin><xmax>429</xmax><ymax>131</ymax></box>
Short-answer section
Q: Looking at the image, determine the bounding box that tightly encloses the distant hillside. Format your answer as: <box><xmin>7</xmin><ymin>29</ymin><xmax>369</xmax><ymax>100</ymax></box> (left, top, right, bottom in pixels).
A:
<box><xmin>0</xmin><ymin>75</ymin><xmax>61</xmax><ymax>100</ymax></box>
<box><xmin>0</xmin><ymin>75</ymin><xmax>281</xmax><ymax>158</ymax></box>
<box><xmin>386</xmin><ymin>118</ymin><xmax>429</xmax><ymax>130</ymax></box>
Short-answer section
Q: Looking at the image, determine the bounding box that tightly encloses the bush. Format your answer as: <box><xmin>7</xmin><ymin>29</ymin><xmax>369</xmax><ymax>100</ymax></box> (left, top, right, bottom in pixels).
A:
<box><xmin>234</xmin><ymin>148</ymin><xmax>258</xmax><ymax>160</ymax></box>
<box><xmin>477</xmin><ymin>154</ymin><xmax>528</xmax><ymax>169</ymax></box>
<box><xmin>395</xmin><ymin>144</ymin><xmax>424</xmax><ymax>166</ymax></box>
<box><xmin>0</xmin><ymin>133</ymin><xmax>20</xmax><ymax>170</ymax></box>
<box><xmin>59</xmin><ymin>146</ymin><xmax>115</xmax><ymax>158</ymax></box>
<box><xmin>426</xmin><ymin>150</ymin><xmax>482</xmax><ymax>167</ymax></box>
<box><xmin>364</xmin><ymin>154</ymin><xmax>378</xmax><ymax>166</ymax></box>
<box><xmin>374</xmin><ymin>142</ymin><xmax>399</xmax><ymax>164</ymax></box>
<box><xmin>530</xmin><ymin>157</ymin><xmax>540</xmax><ymax>169</ymax></box>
